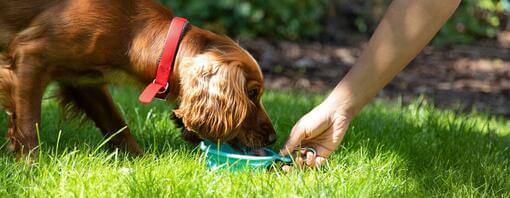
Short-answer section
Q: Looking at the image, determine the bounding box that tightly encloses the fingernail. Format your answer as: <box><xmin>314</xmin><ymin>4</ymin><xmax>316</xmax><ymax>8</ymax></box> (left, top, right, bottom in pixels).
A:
<box><xmin>315</xmin><ymin>157</ymin><xmax>326</xmax><ymax>167</ymax></box>
<box><xmin>306</xmin><ymin>151</ymin><xmax>315</xmax><ymax>166</ymax></box>
<box><xmin>281</xmin><ymin>165</ymin><xmax>292</xmax><ymax>172</ymax></box>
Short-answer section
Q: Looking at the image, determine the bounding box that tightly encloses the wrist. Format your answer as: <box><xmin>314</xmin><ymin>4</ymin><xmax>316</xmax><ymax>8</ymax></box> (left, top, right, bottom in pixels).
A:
<box><xmin>322</xmin><ymin>91</ymin><xmax>357</xmax><ymax>119</ymax></box>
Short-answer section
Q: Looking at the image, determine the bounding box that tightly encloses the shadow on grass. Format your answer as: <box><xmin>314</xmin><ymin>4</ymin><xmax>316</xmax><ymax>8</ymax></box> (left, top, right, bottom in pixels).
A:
<box><xmin>263</xmin><ymin>92</ymin><xmax>509</xmax><ymax>194</ymax></box>
<box><xmin>342</xmin><ymin>100</ymin><xmax>510</xmax><ymax>194</ymax></box>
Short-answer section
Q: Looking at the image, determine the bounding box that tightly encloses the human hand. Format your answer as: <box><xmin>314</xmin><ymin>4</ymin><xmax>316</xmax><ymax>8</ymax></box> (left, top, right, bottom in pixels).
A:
<box><xmin>280</xmin><ymin>98</ymin><xmax>352</xmax><ymax>168</ymax></box>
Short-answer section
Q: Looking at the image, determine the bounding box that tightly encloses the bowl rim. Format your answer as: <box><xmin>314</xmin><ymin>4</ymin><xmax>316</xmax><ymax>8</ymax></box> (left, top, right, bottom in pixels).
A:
<box><xmin>199</xmin><ymin>141</ymin><xmax>285</xmax><ymax>161</ymax></box>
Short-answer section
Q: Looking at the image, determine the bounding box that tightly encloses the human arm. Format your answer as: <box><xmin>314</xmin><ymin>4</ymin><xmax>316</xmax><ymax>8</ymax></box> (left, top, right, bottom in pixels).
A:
<box><xmin>281</xmin><ymin>0</ymin><xmax>461</xmax><ymax>167</ymax></box>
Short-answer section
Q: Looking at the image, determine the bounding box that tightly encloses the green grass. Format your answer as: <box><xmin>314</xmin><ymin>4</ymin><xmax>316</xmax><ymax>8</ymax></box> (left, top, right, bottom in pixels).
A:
<box><xmin>0</xmin><ymin>87</ymin><xmax>509</xmax><ymax>197</ymax></box>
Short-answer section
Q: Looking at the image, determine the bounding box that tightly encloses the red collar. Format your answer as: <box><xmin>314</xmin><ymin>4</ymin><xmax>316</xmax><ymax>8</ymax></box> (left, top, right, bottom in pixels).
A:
<box><xmin>139</xmin><ymin>17</ymin><xmax>189</xmax><ymax>104</ymax></box>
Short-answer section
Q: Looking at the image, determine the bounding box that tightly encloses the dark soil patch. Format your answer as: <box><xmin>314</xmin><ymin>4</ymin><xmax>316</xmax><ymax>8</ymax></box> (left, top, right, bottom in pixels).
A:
<box><xmin>240</xmin><ymin>37</ymin><xmax>510</xmax><ymax>117</ymax></box>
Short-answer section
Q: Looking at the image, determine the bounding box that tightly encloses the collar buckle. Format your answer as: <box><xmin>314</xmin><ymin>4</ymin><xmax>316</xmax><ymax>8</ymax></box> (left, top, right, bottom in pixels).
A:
<box><xmin>138</xmin><ymin>17</ymin><xmax>188</xmax><ymax>104</ymax></box>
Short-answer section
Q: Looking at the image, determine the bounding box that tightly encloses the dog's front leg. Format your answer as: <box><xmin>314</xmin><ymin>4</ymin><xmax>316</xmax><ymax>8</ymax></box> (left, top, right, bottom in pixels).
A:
<box><xmin>58</xmin><ymin>84</ymin><xmax>143</xmax><ymax>156</ymax></box>
<box><xmin>11</xmin><ymin>53</ymin><xmax>49</xmax><ymax>158</ymax></box>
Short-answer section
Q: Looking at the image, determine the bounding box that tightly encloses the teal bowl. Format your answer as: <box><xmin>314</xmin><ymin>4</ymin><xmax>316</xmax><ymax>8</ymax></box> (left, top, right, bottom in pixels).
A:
<box><xmin>199</xmin><ymin>140</ymin><xmax>291</xmax><ymax>171</ymax></box>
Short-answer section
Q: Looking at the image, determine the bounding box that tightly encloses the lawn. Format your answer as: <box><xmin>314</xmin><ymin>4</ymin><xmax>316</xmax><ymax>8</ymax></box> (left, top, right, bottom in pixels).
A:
<box><xmin>0</xmin><ymin>87</ymin><xmax>509</xmax><ymax>197</ymax></box>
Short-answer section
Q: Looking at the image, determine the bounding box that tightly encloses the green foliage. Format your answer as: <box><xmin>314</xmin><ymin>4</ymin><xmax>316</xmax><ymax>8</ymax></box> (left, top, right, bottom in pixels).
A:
<box><xmin>349</xmin><ymin>0</ymin><xmax>510</xmax><ymax>45</ymax></box>
<box><xmin>160</xmin><ymin>0</ymin><xmax>327</xmax><ymax>40</ymax></box>
<box><xmin>434</xmin><ymin>0</ymin><xmax>510</xmax><ymax>45</ymax></box>
<box><xmin>159</xmin><ymin>0</ymin><xmax>510</xmax><ymax>45</ymax></box>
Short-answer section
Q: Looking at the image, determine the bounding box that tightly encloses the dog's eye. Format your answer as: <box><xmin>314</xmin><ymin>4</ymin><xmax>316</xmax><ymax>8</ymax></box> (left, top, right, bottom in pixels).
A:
<box><xmin>248</xmin><ymin>89</ymin><xmax>258</xmax><ymax>99</ymax></box>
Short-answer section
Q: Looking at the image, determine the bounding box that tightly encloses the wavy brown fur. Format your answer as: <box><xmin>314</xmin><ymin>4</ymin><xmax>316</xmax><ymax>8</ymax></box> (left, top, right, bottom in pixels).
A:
<box><xmin>0</xmin><ymin>53</ymin><xmax>15</xmax><ymax>112</ymax></box>
<box><xmin>0</xmin><ymin>0</ymin><xmax>276</xmax><ymax>157</ymax></box>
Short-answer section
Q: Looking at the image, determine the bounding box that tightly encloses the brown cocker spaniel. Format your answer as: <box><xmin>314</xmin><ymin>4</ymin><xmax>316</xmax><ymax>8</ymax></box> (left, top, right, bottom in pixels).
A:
<box><xmin>0</xmin><ymin>0</ymin><xmax>276</xmax><ymax>157</ymax></box>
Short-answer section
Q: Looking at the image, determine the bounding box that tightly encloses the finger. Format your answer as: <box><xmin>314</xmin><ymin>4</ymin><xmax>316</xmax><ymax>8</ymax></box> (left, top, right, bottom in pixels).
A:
<box><xmin>305</xmin><ymin>151</ymin><xmax>316</xmax><ymax>167</ymax></box>
<box><xmin>281</xmin><ymin>106</ymin><xmax>334</xmax><ymax>155</ymax></box>
<box><xmin>316</xmin><ymin>145</ymin><xmax>332</xmax><ymax>159</ymax></box>
<box><xmin>280</xmin><ymin>123</ymin><xmax>306</xmax><ymax>156</ymax></box>
<box><xmin>300</xmin><ymin>143</ymin><xmax>333</xmax><ymax>161</ymax></box>
<box><xmin>281</xmin><ymin>164</ymin><xmax>292</xmax><ymax>172</ymax></box>
<box><xmin>314</xmin><ymin>156</ymin><xmax>327</xmax><ymax>167</ymax></box>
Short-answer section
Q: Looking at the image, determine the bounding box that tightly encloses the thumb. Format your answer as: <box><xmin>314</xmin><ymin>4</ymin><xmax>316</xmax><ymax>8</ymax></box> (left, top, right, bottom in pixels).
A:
<box><xmin>280</xmin><ymin>122</ymin><xmax>307</xmax><ymax>156</ymax></box>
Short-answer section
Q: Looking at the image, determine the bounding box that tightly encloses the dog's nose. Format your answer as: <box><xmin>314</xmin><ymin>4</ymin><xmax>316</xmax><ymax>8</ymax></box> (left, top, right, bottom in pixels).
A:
<box><xmin>268</xmin><ymin>133</ymin><xmax>277</xmax><ymax>145</ymax></box>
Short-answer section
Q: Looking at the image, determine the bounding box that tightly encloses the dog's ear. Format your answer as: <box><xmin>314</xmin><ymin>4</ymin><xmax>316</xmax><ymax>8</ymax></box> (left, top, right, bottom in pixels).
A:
<box><xmin>174</xmin><ymin>52</ymin><xmax>250</xmax><ymax>140</ymax></box>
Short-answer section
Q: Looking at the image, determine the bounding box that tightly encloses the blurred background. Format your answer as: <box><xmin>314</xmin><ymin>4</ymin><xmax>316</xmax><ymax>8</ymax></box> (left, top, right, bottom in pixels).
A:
<box><xmin>160</xmin><ymin>0</ymin><xmax>510</xmax><ymax>117</ymax></box>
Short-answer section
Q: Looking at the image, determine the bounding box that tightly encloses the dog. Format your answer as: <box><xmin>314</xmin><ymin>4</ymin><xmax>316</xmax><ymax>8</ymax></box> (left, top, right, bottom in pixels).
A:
<box><xmin>0</xmin><ymin>0</ymin><xmax>277</xmax><ymax>157</ymax></box>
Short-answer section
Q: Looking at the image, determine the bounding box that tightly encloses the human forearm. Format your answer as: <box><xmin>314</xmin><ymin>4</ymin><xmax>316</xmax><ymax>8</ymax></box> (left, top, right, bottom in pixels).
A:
<box><xmin>327</xmin><ymin>0</ymin><xmax>460</xmax><ymax>115</ymax></box>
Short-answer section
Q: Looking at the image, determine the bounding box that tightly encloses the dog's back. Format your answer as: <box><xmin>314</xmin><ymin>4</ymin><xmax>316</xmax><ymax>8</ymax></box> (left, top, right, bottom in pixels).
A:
<box><xmin>0</xmin><ymin>0</ymin><xmax>61</xmax><ymax>50</ymax></box>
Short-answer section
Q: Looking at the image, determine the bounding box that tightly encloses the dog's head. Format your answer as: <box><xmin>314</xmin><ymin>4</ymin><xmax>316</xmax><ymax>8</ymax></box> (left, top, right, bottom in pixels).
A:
<box><xmin>173</xmin><ymin>27</ymin><xmax>276</xmax><ymax>148</ymax></box>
